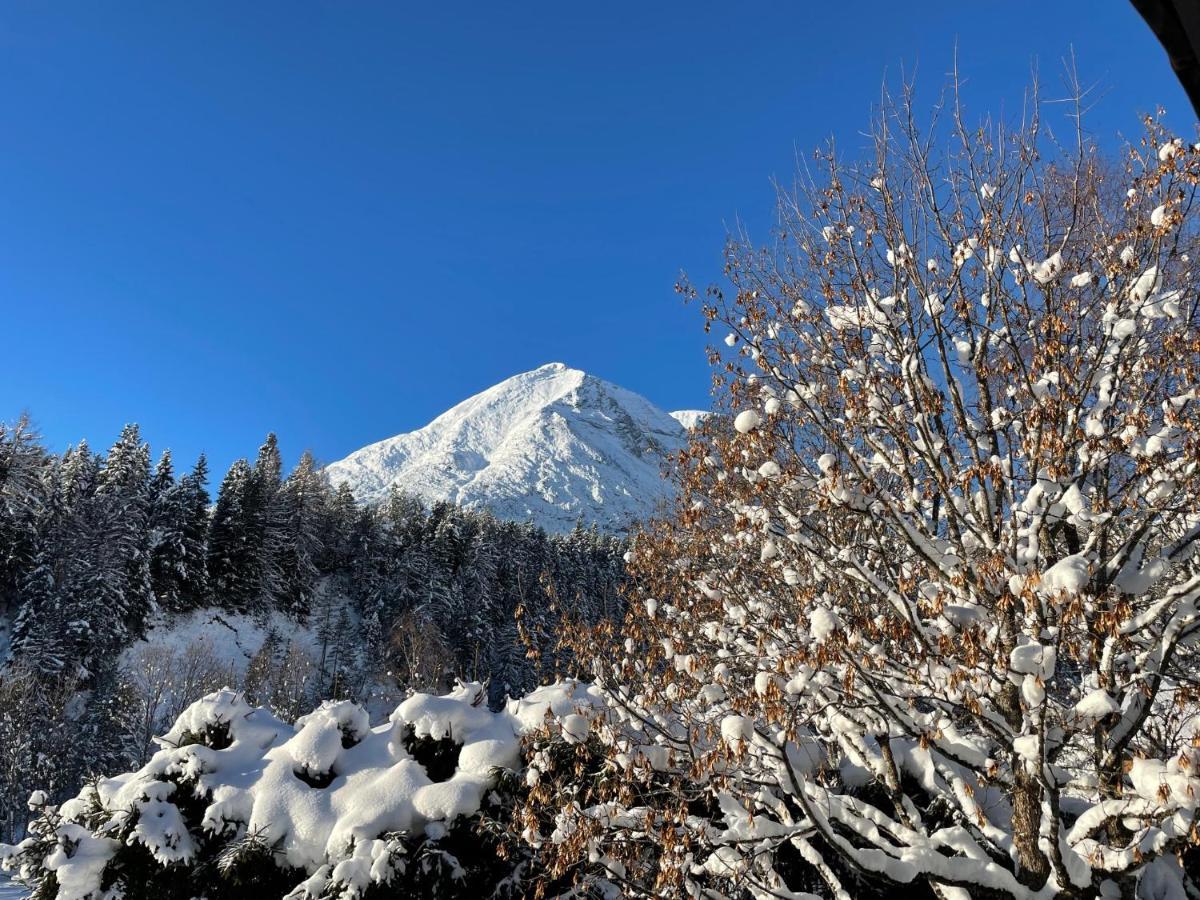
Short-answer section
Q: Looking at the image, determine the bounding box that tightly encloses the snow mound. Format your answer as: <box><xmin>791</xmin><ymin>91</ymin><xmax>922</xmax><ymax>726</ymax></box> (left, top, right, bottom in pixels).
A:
<box><xmin>2</xmin><ymin>680</ymin><xmax>602</xmax><ymax>899</ymax></box>
<box><xmin>325</xmin><ymin>363</ymin><xmax>688</xmax><ymax>533</ymax></box>
<box><xmin>158</xmin><ymin>688</ymin><xmax>253</xmax><ymax>748</ymax></box>
<box><xmin>1039</xmin><ymin>554</ymin><xmax>1090</xmax><ymax>597</ymax></box>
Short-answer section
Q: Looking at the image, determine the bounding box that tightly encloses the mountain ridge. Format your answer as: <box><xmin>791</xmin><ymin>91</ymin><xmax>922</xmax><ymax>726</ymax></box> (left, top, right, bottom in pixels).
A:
<box><xmin>324</xmin><ymin>363</ymin><xmax>689</xmax><ymax>532</ymax></box>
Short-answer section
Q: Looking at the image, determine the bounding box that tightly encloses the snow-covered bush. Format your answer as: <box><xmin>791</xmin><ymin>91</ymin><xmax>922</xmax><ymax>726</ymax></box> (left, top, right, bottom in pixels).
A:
<box><xmin>1</xmin><ymin>681</ymin><xmax>600</xmax><ymax>899</ymax></box>
<box><xmin>522</xmin><ymin>91</ymin><xmax>1200</xmax><ymax>898</ymax></box>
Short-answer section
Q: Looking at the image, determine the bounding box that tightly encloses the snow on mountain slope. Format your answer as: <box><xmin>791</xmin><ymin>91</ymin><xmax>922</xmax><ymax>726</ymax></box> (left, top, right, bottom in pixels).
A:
<box><xmin>325</xmin><ymin>363</ymin><xmax>686</xmax><ymax>532</ymax></box>
<box><xmin>670</xmin><ymin>409</ymin><xmax>712</xmax><ymax>431</ymax></box>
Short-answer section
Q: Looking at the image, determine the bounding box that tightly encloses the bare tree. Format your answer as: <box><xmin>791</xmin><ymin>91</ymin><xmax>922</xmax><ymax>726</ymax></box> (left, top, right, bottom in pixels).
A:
<box><xmin>123</xmin><ymin>639</ymin><xmax>234</xmax><ymax>764</ymax></box>
<box><xmin>387</xmin><ymin>609</ymin><xmax>457</xmax><ymax>695</ymax></box>
<box><xmin>241</xmin><ymin>631</ymin><xmax>319</xmax><ymax>722</ymax></box>
<box><xmin>525</xmin><ymin>79</ymin><xmax>1200</xmax><ymax>900</ymax></box>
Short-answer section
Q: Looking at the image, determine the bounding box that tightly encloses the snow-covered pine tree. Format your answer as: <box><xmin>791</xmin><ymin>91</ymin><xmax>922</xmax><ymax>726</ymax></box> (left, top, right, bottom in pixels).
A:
<box><xmin>147</xmin><ymin>449</ymin><xmax>189</xmax><ymax>610</ymax></box>
<box><xmin>0</xmin><ymin>667</ymin><xmax>79</xmax><ymax>843</ymax></box>
<box><xmin>92</xmin><ymin>424</ymin><xmax>153</xmax><ymax>645</ymax></box>
<box><xmin>8</xmin><ymin>441</ymin><xmax>100</xmax><ymax>674</ymax></box>
<box><xmin>14</xmin><ymin>427</ymin><xmax>151</xmax><ymax>674</ymax></box>
<box><xmin>146</xmin><ymin>451</ymin><xmax>212</xmax><ymax>612</ymax></box>
<box><xmin>270</xmin><ymin>450</ymin><xmax>328</xmax><ymax>617</ymax></box>
<box><xmin>0</xmin><ymin>416</ymin><xmax>48</xmax><ymax>616</ymax></box>
<box><xmin>1</xmin><ymin>682</ymin><xmax>601</xmax><ymax>899</ymax></box>
<box><xmin>325</xmin><ymin>605</ymin><xmax>357</xmax><ymax>697</ymax></box>
<box><xmin>207</xmin><ymin>435</ymin><xmax>289</xmax><ymax>612</ymax></box>
<box><xmin>343</xmin><ymin>488</ymin><xmax>418</xmax><ymax>672</ymax></box>
<box><xmin>425</xmin><ymin>504</ymin><xmax>466</xmax><ymax>665</ymax></box>
<box><xmin>74</xmin><ymin>659</ymin><xmax>138</xmax><ymax>780</ymax></box>
<box><xmin>174</xmin><ymin>454</ymin><xmax>211</xmax><ymax>609</ymax></box>
<box><xmin>456</xmin><ymin>512</ymin><xmax>499</xmax><ymax>678</ymax></box>
<box><xmin>249</xmin><ymin>433</ymin><xmax>285</xmax><ymax>608</ymax></box>
<box><xmin>321</xmin><ymin>481</ymin><xmax>359</xmax><ymax>572</ymax></box>
<box><xmin>57</xmin><ymin>440</ymin><xmax>99</xmax><ymax>517</ymax></box>
<box><xmin>251</xmin><ymin>432</ymin><xmax>283</xmax><ymax>496</ymax></box>
<box><xmin>206</xmin><ymin>458</ymin><xmax>259</xmax><ymax>610</ymax></box>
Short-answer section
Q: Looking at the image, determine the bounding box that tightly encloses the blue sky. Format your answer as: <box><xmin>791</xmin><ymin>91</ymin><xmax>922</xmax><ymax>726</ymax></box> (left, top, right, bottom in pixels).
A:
<box><xmin>1</xmin><ymin>2</ymin><xmax>1192</xmax><ymax>479</ymax></box>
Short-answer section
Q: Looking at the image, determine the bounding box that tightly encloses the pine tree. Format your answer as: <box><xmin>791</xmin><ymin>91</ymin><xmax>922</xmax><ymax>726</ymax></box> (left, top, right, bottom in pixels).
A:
<box><xmin>322</xmin><ymin>482</ymin><xmax>358</xmax><ymax>571</ymax></box>
<box><xmin>456</xmin><ymin>513</ymin><xmax>498</xmax><ymax>679</ymax></box>
<box><xmin>175</xmin><ymin>455</ymin><xmax>211</xmax><ymax>609</ymax></box>
<box><xmin>354</xmin><ymin>489</ymin><xmax>425</xmax><ymax>634</ymax></box>
<box><xmin>426</xmin><ymin>509</ymin><xmax>469</xmax><ymax>672</ymax></box>
<box><xmin>0</xmin><ymin>416</ymin><xmax>49</xmax><ymax>614</ymax></box>
<box><xmin>9</xmin><ymin>441</ymin><xmax>100</xmax><ymax>674</ymax></box>
<box><xmin>9</xmin><ymin>555</ymin><xmax>67</xmax><ymax>675</ymax></box>
<box><xmin>147</xmin><ymin>450</ymin><xmax>187</xmax><ymax>610</ymax></box>
<box><xmin>206</xmin><ymin>459</ymin><xmax>258</xmax><ymax>610</ymax></box>
<box><xmin>250</xmin><ymin>433</ymin><xmax>282</xmax><ymax>498</ymax></box>
<box><xmin>92</xmin><ymin>424</ymin><xmax>153</xmax><ymax>643</ymax></box>
<box><xmin>58</xmin><ymin>440</ymin><xmax>100</xmax><ymax>515</ymax></box>
<box><xmin>325</xmin><ymin>606</ymin><xmax>356</xmax><ymax>698</ymax></box>
<box><xmin>271</xmin><ymin>451</ymin><xmax>327</xmax><ymax>616</ymax></box>
<box><xmin>249</xmin><ymin>433</ymin><xmax>285</xmax><ymax>608</ymax></box>
<box><xmin>73</xmin><ymin>660</ymin><xmax>138</xmax><ymax>782</ymax></box>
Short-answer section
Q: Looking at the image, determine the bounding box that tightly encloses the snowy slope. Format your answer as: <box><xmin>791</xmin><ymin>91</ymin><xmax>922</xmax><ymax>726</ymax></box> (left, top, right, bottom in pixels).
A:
<box><xmin>121</xmin><ymin>608</ymin><xmax>324</xmax><ymax>676</ymax></box>
<box><xmin>669</xmin><ymin>409</ymin><xmax>712</xmax><ymax>431</ymax></box>
<box><xmin>325</xmin><ymin>363</ymin><xmax>686</xmax><ymax>532</ymax></box>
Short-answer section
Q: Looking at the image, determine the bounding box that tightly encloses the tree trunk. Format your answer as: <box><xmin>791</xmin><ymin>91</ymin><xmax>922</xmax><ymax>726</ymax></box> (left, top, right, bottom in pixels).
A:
<box><xmin>1012</xmin><ymin>769</ymin><xmax>1051</xmax><ymax>889</ymax></box>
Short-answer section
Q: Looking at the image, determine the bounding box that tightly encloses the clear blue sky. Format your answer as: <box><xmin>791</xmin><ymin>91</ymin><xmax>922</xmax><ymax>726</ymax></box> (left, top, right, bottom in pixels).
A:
<box><xmin>1</xmin><ymin>2</ymin><xmax>1192</xmax><ymax>478</ymax></box>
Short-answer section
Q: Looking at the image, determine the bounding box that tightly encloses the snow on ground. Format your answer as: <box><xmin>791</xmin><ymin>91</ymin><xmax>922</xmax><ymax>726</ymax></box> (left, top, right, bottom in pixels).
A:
<box><xmin>121</xmin><ymin>593</ymin><xmax>406</xmax><ymax>724</ymax></box>
<box><xmin>0</xmin><ymin>602</ymin><xmax>329</xmax><ymax>679</ymax></box>
<box><xmin>122</xmin><ymin>606</ymin><xmax>325</xmax><ymax>675</ymax></box>
<box><xmin>0</xmin><ymin>875</ymin><xmax>26</xmax><ymax>898</ymax></box>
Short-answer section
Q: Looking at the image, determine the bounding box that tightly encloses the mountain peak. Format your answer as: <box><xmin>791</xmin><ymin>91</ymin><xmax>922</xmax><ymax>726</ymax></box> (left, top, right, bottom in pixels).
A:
<box><xmin>325</xmin><ymin>367</ymin><xmax>686</xmax><ymax>532</ymax></box>
<box><xmin>670</xmin><ymin>409</ymin><xmax>712</xmax><ymax>431</ymax></box>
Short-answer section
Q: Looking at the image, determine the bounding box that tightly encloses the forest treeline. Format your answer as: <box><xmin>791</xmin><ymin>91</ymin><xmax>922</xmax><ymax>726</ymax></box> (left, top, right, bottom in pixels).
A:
<box><xmin>0</xmin><ymin>417</ymin><xmax>627</xmax><ymax>841</ymax></box>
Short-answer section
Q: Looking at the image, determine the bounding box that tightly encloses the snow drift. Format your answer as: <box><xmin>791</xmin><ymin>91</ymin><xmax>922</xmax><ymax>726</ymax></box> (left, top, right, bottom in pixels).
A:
<box><xmin>1</xmin><ymin>681</ymin><xmax>602</xmax><ymax>900</ymax></box>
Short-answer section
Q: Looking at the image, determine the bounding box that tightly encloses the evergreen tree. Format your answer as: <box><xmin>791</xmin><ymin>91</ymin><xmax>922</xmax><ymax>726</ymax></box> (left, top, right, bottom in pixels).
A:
<box><xmin>147</xmin><ymin>450</ymin><xmax>188</xmax><ymax>610</ymax></box>
<box><xmin>0</xmin><ymin>417</ymin><xmax>636</xmax><ymax>846</ymax></box>
<box><xmin>149</xmin><ymin>449</ymin><xmax>175</xmax><ymax>502</ymax></box>
<box><xmin>9</xmin><ymin>441</ymin><xmax>100</xmax><ymax>674</ymax></box>
<box><xmin>174</xmin><ymin>455</ymin><xmax>211</xmax><ymax>609</ymax></box>
<box><xmin>250</xmin><ymin>432</ymin><xmax>282</xmax><ymax>497</ymax></box>
<box><xmin>74</xmin><ymin>660</ymin><xmax>138</xmax><ymax>781</ymax></box>
<box><xmin>249</xmin><ymin>433</ymin><xmax>285</xmax><ymax>607</ymax></box>
<box><xmin>321</xmin><ymin>482</ymin><xmax>358</xmax><ymax>571</ymax></box>
<box><xmin>242</xmin><ymin>627</ymin><xmax>282</xmax><ymax>708</ymax></box>
<box><xmin>9</xmin><ymin>554</ymin><xmax>67</xmax><ymax>676</ymax></box>
<box><xmin>206</xmin><ymin>459</ymin><xmax>258</xmax><ymax>610</ymax></box>
<box><xmin>271</xmin><ymin>451</ymin><xmax>327</xmax><ymax>617</ymax></box>
<box><xmin>0</xmin><ymin>416</ymin><xmax>48</xmax><ymax>614</ymax></box>
<box><xmin>92</xmin><ymin>424</ymin><xmax>153</xmax><ymax>642</ymax></box>
<box><xmin>58</xmin><ymin>440</ymin><xmax>99</xmax><ymax>516</ymax></box>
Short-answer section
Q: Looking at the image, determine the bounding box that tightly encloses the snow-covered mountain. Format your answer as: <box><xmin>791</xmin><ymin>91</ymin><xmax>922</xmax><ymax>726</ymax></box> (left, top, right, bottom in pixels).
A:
<box><xmin>325</xmin><ymin>363</ymin><xmax>689</xmax><ymax>533</ymax></box>
<box><xmin>669</xmin><ymin>409</ymin><xmax>712</xmax><ymax>431</ymax></box>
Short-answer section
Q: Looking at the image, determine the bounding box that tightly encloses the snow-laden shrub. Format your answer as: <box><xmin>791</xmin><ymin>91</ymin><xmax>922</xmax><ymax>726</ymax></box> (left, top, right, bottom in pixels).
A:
<box><xmin>0</xmin><ymin>681</ymin><xmax>602</xmax><ymax>899</ymax></box>
<box><xmin>520</xmin><ymin>92</ymin><xmax>1200</xmax><ymax>898</ymax></box>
